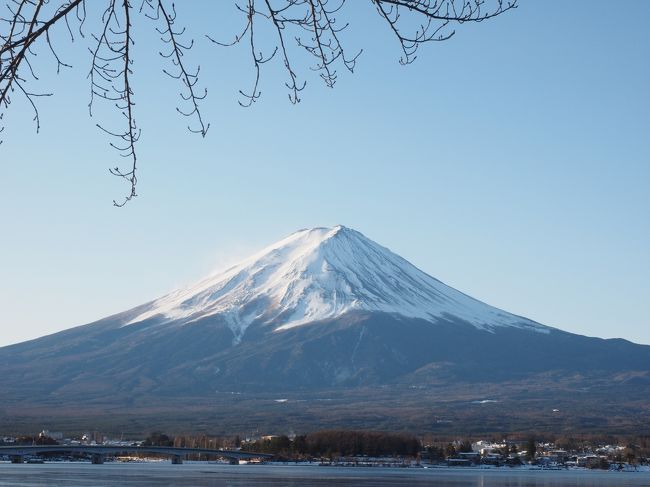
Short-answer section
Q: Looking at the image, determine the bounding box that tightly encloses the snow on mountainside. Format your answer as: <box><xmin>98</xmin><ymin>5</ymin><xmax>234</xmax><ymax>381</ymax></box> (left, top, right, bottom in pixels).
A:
<box><xmin>127</xmin><ymin>225</ymin><xmax>549</xmax><ymax>340</ymax></box>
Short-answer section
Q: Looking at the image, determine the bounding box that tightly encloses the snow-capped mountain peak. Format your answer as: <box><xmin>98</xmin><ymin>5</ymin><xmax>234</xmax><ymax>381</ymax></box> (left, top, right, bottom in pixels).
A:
<box><xmin>126</xmin><ymin>225</ymin><xmax>548</xmax><ymax>339</ymax></box>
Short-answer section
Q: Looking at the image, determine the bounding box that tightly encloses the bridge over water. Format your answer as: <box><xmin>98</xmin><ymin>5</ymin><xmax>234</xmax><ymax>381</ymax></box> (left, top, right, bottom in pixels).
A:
<box><xmin>0</xmin><ymin>445</ymin><xmax>272</xmax><ymax>464</ymax></box>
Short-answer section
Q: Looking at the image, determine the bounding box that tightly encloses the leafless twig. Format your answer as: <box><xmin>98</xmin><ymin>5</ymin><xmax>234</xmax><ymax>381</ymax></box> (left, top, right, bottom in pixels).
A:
<box><xmin>1</xmin><ymin>0</ymin><xmax>516</xmax><ymax>204</ymax></box>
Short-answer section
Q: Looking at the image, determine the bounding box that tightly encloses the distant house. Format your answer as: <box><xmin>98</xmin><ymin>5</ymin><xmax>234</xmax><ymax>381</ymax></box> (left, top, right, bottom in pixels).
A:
<box><xmin>472</xmin><ymin>440</ymin><xmax>506</xmax><ymax>455</ymax></box>
<box><xmin>549</xmin><ymin>450</ymin><xmax>568</xmax><ymax>463</ymax></box>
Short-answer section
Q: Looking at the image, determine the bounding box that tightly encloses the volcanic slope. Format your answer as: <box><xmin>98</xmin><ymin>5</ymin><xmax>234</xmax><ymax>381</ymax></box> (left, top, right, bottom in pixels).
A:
<box><xmin>0</xmin><ymin>226</ymin><xmax>648</xmax><ymax>434</ymax></box>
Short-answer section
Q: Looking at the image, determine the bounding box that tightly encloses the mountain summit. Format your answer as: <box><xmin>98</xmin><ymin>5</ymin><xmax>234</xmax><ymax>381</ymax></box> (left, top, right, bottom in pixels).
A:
<box><xmin>127</xmin><ymin>225</ymin><xmax>547</xmax><ymax>341</ymax></box>
<box><xmin>0</xmin><ymin>226</ymin><xmax>648</xmax><ymax>435</ymax></box>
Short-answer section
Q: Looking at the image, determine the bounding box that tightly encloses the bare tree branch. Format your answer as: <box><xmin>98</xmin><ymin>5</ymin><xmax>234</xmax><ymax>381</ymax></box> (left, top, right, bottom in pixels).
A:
<box><xmin>1</xmin><ymin>0</ymin><xmax>517</xmax><ymax>204</ymax></box>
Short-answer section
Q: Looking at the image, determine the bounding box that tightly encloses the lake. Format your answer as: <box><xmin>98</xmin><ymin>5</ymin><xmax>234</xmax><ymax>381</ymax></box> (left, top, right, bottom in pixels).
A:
<box><xmin>0</xmin><ymin>463</ymin><xmax>648</xmax><ymax>486</ymax></box>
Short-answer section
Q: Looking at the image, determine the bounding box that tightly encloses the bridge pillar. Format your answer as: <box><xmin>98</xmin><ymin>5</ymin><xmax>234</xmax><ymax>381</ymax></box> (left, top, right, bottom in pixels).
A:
<box><xmin>171</xmin><ymin>455</ymin><xmax>183</xmax><ymax>464</ymax></box>
<box><xmin>10</xmin><ymin>455</ymin><xmax>24</xmax><ymax>464</ymax></box>
<box><xmin>91</xmin><ymin>454</ymin><xmax>105</xmax><ymax>465</ymax></box>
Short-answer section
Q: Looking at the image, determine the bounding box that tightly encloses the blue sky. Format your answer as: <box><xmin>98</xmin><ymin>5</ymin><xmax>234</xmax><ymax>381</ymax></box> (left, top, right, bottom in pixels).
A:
<box><xmin>0</xmin><ymin>1</ymin><xmax>648</xmax><ymax>346</ymax></box>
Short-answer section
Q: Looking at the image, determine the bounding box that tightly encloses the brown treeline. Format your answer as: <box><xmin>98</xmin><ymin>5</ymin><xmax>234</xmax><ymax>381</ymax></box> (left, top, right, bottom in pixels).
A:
<box><xmin>134</xmin><ymin>431</ymin><xmax>650</xmax><ymax>460</ymax></box>
<box><xmin>143</xmin><ymin>430</ymin><xmax>420</xmax><ymax>458</ymax></box>
<box><xmin>242</xmin><ymin>430</ymin><xmax>421</xmax><ymax>458</ymax></box>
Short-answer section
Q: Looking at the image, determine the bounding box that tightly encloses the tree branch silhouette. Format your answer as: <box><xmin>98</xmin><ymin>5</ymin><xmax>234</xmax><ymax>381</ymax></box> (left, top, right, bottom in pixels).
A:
<box><xmin>1</xmin><ymin>0</ymin><xmax>516</xmax><ymax>205</ymax></box>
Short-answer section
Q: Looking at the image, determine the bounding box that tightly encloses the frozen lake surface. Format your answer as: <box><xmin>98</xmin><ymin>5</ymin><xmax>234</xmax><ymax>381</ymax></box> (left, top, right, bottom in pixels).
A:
<box><xmin>0</xmin><ymin>463</ymin><xmax>649</xmax><ymax>486</ymax></box>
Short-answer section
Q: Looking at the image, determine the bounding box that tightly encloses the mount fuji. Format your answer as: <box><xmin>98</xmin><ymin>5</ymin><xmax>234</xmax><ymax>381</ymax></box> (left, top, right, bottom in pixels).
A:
<box><xmin>0</xmin><ymin>226</ymin><xmax>648</xmax><ymax>434</ymax></box>
<box><xmin>126</xmin><ymin>225</ymin><xmax>548</xmax><ymax>340</ymax></box>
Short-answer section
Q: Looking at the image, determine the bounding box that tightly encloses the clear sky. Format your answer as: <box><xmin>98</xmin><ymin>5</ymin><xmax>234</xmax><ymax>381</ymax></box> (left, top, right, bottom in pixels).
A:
<box><xmin>0</xmin><ymin>1</ymin><xmax>648</xmax><ymax>347</ymax></box>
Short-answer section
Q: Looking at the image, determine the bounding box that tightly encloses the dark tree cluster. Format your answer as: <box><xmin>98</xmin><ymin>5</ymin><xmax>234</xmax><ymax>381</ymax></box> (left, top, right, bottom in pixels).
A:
<box><xmin>1</xmin><ymin>0</ymin><xmax>516</xmax><ymax>205</ymax></box>
<box><xmin>242</xmin><ymin>430</ymin><xmax>421</xmax><ymax>458</ymax></box>
<box><xmin>525</xmin><ymin>437</ymin><xmax>536</xmax><ymax>461</ymax></box>
<box><xmin>423</xmin><ymin>444</ymin><xmax>445</xmax><ymax>460</ymax></box>
<box><xmin>14</xmin><ymin>434</ymin><xmax>59</xmax><ymax>445</ymax></box>
<box><xmin>457</xmin><ymin>439</ymin><xmax>473</xmax><ymax>453</ymax></box>
<box><xmin>142</xmin><ymin>431</ymin><xmax>174</xmax><ymax>447</ymax></box>
<box><xmin>244</xmin><ymin>434</ymin><xmax>294</xmax><ymax>456</ymax></box>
